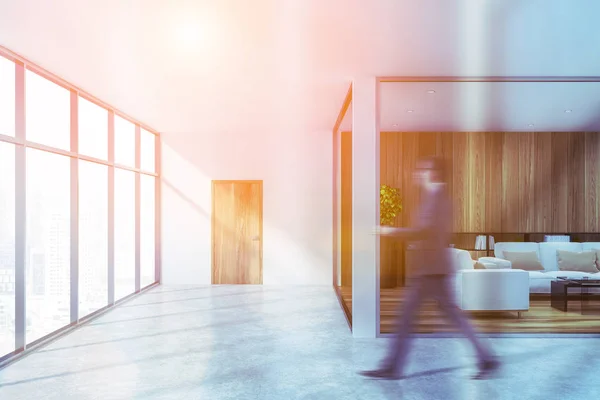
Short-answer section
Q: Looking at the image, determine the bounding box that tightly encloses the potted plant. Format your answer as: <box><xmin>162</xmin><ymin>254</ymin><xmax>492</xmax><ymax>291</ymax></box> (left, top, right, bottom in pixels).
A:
<box><xmin>380</xmin><ymin>184</ymin><xmax>402</xmax><ymax>226</ymax></box>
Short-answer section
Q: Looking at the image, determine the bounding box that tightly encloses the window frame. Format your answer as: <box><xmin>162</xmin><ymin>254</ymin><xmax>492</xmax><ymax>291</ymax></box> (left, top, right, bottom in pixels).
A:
<box><xmin>0</xmin><ymin>45</ymin><xmax>161</xmax><ymax>366</ymax></box>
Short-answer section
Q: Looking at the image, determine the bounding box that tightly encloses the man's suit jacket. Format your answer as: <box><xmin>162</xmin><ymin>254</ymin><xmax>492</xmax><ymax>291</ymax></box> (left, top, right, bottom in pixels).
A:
<box><xmin>399</xmin><ymin>184</ymin><xmax>454</xmax><ymax>276</ymax></box>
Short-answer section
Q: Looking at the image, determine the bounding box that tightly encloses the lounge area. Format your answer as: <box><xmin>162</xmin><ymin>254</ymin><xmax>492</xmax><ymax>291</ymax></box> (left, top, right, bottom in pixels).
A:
<box><xmin>334</xmin><ymin>82</ymin><xmax>600</xmax><ymax>336</ymax></box>
<box><xmin>341</xmin><ymin>244</ymin><xmax>600</xmax><ymax>334</ymax></box>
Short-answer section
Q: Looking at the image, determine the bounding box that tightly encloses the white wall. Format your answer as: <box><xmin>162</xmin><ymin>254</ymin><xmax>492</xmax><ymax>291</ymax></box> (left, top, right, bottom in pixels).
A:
<box><xmin>160</xmin><ymin>127</ymin><xmax>333</xmax><ymax>285</ymax></box>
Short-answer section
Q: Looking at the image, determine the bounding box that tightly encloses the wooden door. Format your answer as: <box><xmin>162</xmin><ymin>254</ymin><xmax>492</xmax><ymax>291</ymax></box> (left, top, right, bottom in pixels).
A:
<box><xmin>211</xmin><ymin>180</ymin><xmax>263</xmax><ymax>284</ymax></box>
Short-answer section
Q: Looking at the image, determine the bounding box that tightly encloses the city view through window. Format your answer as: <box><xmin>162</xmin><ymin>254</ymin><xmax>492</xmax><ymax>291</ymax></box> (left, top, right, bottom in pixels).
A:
<box><xmin>0</xmin><ymin>53</ymin><xmax>159</xmax><ymax>360</ymax></box>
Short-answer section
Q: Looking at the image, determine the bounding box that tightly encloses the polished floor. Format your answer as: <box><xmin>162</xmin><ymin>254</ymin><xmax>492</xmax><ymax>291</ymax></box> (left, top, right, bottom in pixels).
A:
<box><xmin>0</xmin><ymin>285</ymin><xmax>599</xmax><ymax>399</ymax></box>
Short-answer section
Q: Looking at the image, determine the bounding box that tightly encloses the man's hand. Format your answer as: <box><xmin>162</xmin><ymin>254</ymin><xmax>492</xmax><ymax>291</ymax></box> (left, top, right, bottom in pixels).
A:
<box><xmin>372</xmin><ymin>226</ymin><xmax>399</xmax><ymax>236</ymax></box>
<box><xmin>372</xmin><ymin>226</ymin><xmax>424</xmax><ymax>240</ymax></box>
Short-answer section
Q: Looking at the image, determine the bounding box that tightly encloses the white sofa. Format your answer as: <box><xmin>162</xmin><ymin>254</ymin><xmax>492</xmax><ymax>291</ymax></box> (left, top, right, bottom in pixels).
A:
<box><xmin>479</xmin><ymin>242</ymin><xmax>600</xmax><ymax>294</ymax></box>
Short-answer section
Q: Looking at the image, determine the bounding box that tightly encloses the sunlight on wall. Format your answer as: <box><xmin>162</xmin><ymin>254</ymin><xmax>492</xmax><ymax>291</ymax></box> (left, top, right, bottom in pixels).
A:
<box><xmin>262</xmin><ymin>225</ymin><xmax>330</xmax><ymax>285</ymax></box>
<box><xmin>160</xmin><ymin>131</ymin><xmax>333</xmax><ymax>286</ymax></box>
<box><xmin>161</xmin><ymin>142</ymin><xmax>212</xmax><ymax>285</ymax></box>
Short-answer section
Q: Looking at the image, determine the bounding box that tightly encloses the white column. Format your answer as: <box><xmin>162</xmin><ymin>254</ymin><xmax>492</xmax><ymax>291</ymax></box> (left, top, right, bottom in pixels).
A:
<box><xmin>15</xmin><ymin>60</ymin><xmax>26</xmax><ymax>350</ymax></box>
<box><xmin>69</xmin><ymin>90</ymin><xmax>79</xmax><ymax>324</ymax></box>
<box><xmin>457</xmin><ymin>0</ymin><xmax>492</xmax><ymax>130</ymax></box>
<box><xmin>351</xmin><ymin>77</ymin><xmax>380</xmax><ymax>338</ymax></box>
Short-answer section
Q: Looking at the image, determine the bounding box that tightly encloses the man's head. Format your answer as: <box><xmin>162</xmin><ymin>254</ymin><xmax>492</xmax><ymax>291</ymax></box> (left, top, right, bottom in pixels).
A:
<box><xmin>413</xmin><ymin>156</ymin><xmax>450</xmax><ymax>187</ymax></box>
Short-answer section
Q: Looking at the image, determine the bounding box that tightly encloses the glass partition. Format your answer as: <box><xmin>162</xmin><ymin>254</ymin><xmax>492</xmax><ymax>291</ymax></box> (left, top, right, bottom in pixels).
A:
<box><xmin>25</xmin><ymin>148</ymin><xmax>71</xmax><ymax>344</ymax></box>
<box><xmin>0</xmin><ymin>48</ymin><xmax>160</xmax><ymax>362</ymax></box>
<box><xmin>377</xmin><ymin>80</ymin><xmax>600</xmax><ymax>335</ymax></box>
<box><xmin>0</xmin><ymin>142</ymin><xmax>15</xmax><ymax>356</ymax></box>
<box><xmin>334</xmin><ymin>97</ymin><xmax>353</xmax><ymax>326</ymax></box>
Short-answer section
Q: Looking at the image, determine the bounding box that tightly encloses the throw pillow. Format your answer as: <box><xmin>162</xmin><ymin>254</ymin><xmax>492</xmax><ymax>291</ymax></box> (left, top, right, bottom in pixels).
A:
<box><xmin>593</xmin><ymin>249</ymin><xmax>600</xmax><ymax>271</ymax></box>
<box><xmin>473</xmin><ymin>260</ymin><xmax>487</xmax><ymax>269</ymax></box>
<box><xmin>503</xmin><ymin>251</ymin><xmax>544</xmax><ymax>271</ymax></box>
<box><xmin>557</xmin><ymin>250</ymin><xmax>598</xmax><ymax>273</ymax></box>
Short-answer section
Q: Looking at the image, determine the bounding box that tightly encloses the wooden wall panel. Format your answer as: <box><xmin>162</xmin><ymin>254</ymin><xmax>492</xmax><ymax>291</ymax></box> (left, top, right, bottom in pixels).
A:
<box><xmin>452</xmin><ymin>132</ymin><xmax>469</xmax><ymax>232</ymax></box>
<box><xmin>485</xmin><ymin>133</ymin><xmax>503</xmax><ymax>231</ymax></box>
<box><xmin>518</xmin><ymin>133</ymin><xmax>536</xmax><ymax>232</ymax></box>
<box><xmin>380</xmin><ymin>131</ymin><xmax>600</xmax><ymax>236</ymax></box>
<box><xmin>502</xmin><ymin>133</ymin><xmax>520</xmax><ymax>232</ymax></box>
<box><xmin>340</xmin><ymin>131</ymin><xmax>352</xmax><ymax>286</ymax></box>
<box><xmin>379</xmin><ymin>132</ymin><xmax>390</xmax><ymax>288</ymax></box>
<box><xmin>401</xmin><ymin>132</ymin><xmax>419</xmax><ymax>227</ymax></box>
<box><xmin>377</xmin><ymin>130</ymin><xmax>600</xmax><ymax>288</ymax></box>
<box><xmin>414</xmin><ymin>132</ymin><xmax>438</xmax><ymax>208</ymax></box>
<box><xmin>468</xmin><ymin>133</ymin><xmax>486</xmax><ymax>232</ymax></box>
<box><xmin>382</xmin><ymin>132</ymin><xmax>402</xmax><ymax>191</ymax></box>
<box><xmin>551</xmin><ymin>132</ymin><xmax>569</xmax><ymax>232</ymax></box>
<box><xmin>380</xmin><ymin>132</ymin><xmax>403</xmax><ymax>288</ymax></box>
<box><xmin>380</xmin><ymin>132</ymin><xmax>389</xmax><ymax>187</ymax></box>
<box><xmin>438</xmin><ymin>132</ymin><xmax>454</xmax><ymax>202</ymax></box>
<box><xmin>568</xmin><ymin>132</ymin><xmax>586</xmax><ymax>232</ymax></box>
<box><xmin>533</xmin><ymin>133</ymin><xmax>553</xmax><ymax>232</ymax></box>
<box><xmin>418</xmin><ymin>132</ymin><xmax>438</xmax><ymax>157</ymax></box>
<box><xmin>585</xmin><ymin>132</ymin><xmax>600</xmax><ymax>232</ymax></box>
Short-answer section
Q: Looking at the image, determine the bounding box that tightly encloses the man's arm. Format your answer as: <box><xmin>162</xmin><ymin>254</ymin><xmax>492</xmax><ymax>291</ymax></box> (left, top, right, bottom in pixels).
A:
<box><xmin>372</xmin><ymin>226</ymin><xmax>431</xmax><ymax>240</ymax></box>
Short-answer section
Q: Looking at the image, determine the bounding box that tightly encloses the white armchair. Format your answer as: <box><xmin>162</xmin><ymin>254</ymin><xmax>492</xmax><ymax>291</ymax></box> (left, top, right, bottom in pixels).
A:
<box><xmin>451</xmin><ymin>248</ymin><xmax>477</xmax><ymax>270</ymax></box>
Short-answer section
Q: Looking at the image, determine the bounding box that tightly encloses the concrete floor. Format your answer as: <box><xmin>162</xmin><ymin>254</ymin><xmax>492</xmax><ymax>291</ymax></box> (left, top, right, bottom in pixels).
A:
<box><xmin>0</xmin><ymin>285</ymin><xmax>599</xmax><ymax>400</ymax></box>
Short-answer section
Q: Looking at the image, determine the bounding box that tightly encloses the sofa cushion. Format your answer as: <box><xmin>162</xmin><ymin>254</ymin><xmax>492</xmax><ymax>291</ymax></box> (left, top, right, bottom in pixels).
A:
<box><xmin>539</xmin><ymin>242</ymin><xmax>583</xmax><ymax>271</ymax></box>
<box><xmin>580</xmin><ymin>243</ymin><xmax>600</xmax><ymax>268</ymax></box>
<box><xmin>556</xmin><ymin>250</ymin><xmax>599</xmax><ymax>273</ymax></box>
<box><xmin>472</xmin><ymin>260</ymin><xmax>507</xmax><ymax>269</ymax></box>
<box><xmin>580</xmin><ymin>242</ymin><xmax>600</xmax><ymax>252</ymax></box>
<box><xmin>503</xmin><ymin>251</ymin><xmax>544</xmax><ymax>271</ymax></box>
<box><xmin>494</xmin><ymin>242</ymin><xmax>539</xmax><ymax>259</ymax></box>
<box><xmin>528</xmin><ymin>271</ymin><xmax>553</xmax><ymax>280</ymax></box>
<box><xmin>482</xmin><ymin>262</ymin><xmax>508</xmax><ymax>270</ymax></box>
<box><xmin>543</xmin><ymin>271</ymin><xmax>598</xmax><ymax>279</ymax></box>
<box><xmin>583</xmin><ymin>245</ymin><xmax>600</xmax><ymax>270</ymax></box>
<box><xmin>529</xmin><ymin>271</ymin><xmax>600</xmax><ymax>293</ymax></box>
<box><xmin>478</xmin><ymin>257</ymin><xmax>512</xmax><ymax>269</ymax></box>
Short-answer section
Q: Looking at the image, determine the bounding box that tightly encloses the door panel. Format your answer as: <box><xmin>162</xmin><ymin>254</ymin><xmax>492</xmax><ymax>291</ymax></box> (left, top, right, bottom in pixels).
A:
<box><xmin>212</xmin><ymin>180</ymin><xmax>262</xmax><ymax>284</ymax></box>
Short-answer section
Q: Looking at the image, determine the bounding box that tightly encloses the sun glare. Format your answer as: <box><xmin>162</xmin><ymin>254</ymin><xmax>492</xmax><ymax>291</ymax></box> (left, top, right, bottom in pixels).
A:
<box><xmin>175</xmin><ymin>22</ymin><xmax>202</xmax><ymax>47</ymax></box>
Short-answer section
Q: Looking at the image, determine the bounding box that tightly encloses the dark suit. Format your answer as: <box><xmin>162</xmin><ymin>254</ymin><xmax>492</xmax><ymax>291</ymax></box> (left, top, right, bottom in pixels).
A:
<box><xmin>409</xmin><ymin>183</ymin><xmax>454</xmax><ymax>275</ymax></box>
<box><xmin>381</xmin><ymin>183</ymin><xmax>493</xmax><ymax>373</ymax></box>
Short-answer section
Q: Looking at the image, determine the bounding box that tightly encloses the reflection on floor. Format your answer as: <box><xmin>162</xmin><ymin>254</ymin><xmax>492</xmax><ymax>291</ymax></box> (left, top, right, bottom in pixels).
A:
<box><xmin>339</xmin><ymin>287</ymin><xmax>600</xmax><ymax>334</ymax></box>
<box><xmin>1</xmin><ymin>285</ymin><xmax>599</xmax><ymax>400</ymax></box>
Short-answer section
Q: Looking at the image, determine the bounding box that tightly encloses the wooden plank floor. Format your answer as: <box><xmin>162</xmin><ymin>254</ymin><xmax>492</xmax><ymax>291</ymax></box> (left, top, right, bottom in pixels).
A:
<box><xmin>339</xmin><ymin>287</ymin><xmax>600</xmax><ymax>334</ymax></box>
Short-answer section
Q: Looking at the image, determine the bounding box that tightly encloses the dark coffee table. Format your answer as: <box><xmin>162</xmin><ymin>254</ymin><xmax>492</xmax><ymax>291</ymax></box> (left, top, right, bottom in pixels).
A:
<box><xmin>551</xmin><ymin>278</ymin><xmax>600</xmax><ymax>313</ymax></box>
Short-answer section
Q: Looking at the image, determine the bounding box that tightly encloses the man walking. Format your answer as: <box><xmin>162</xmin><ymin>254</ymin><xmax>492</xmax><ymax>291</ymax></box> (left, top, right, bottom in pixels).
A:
<box><xmin>360</xmin><ymin>155</ymin><xmax>499</xmax><ymax>380</ymax></box>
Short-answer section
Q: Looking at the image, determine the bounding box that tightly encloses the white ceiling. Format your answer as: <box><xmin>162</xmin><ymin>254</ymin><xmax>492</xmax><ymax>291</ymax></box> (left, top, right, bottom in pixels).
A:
<box><xmin>1</xmin><ymin>0</ymin><xmax>600</xmax><ymax>135</ymax></box>
<box><xmin>341</xmin><ymin>81</ymin><xmax>600</xmax><ymax>132</ymax></box>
